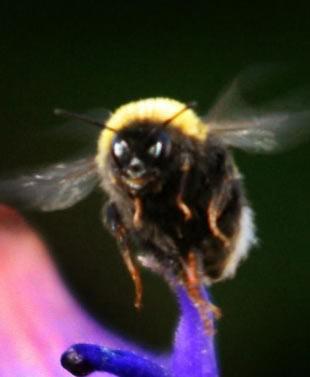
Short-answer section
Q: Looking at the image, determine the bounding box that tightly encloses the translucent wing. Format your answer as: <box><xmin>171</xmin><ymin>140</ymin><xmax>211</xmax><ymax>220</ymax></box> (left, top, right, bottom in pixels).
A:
<box><xmin>0</xmin><ymin>156</ymin><xmax>99</xmax><ymax>211</ymax></box>
<box><xmin>205</xmin><ymin>66</ymin><xmax>310</xmax><ymax>153</ymax></box>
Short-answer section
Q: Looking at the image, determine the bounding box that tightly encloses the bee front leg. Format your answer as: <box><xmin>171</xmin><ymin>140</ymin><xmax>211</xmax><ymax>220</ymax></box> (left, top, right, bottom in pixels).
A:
<box><xmin>105</xmin><ymin>202</ymin><xmax>143</xmax><ymax>310</ymax></box>
<box><xmin>176</xmin><ymin>153</ymin><xmax>193</xmax><ymax>221</ymax></box>
<box><xmin>133</xmin><ymin>196</ymin><xmax>143</xmax><ymax>229</ymax></box>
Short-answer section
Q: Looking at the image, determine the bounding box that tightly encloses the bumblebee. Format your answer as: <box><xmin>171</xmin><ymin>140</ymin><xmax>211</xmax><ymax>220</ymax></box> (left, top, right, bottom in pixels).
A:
<box><xmin>1</xmin><ymin>72</ymin><xmax>309</xmax><ymax>329</ymax></box>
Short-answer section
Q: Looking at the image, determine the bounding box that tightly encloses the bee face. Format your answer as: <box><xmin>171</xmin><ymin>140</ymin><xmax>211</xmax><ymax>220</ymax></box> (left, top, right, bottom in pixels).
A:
<box><xmin>110</xmin><ymin>125</ymin><xmax>172</xmax><ymax>192</ymax></box>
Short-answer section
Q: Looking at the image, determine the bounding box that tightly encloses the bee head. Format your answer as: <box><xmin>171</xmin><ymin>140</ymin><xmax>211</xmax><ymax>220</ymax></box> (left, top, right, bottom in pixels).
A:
<box><xmin>96</xmin><ymin>98</ymin><xmax>207</xmax><ymax>194</ymax></box>
<box><xmin>111</xmin><ymin>125</ymin><xmax>172</xmax><ymax>193</ymax></box>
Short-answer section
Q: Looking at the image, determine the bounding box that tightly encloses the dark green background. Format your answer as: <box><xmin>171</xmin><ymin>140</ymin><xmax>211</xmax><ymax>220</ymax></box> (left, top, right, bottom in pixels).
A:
<box><xmin>1</xmin><ymin>2</ymin><xmax>309</xmax><ymax>376</ymax></box>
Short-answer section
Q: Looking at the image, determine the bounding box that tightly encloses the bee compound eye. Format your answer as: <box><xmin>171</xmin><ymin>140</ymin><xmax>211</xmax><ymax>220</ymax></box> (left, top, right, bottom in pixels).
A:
<box><xmin>113</xmin><ymin>139</ymin><xmax>130</xmax><ymax>160</ymax></box>
<box><xmin>148</xmin><ymin>141</ymin><xmax>163</xmax><ymax>158</ymax></box>
<box><xmin>148</xmin><ymin>131</ymin><xmax>171</xmax><ymax>159</ymax></box>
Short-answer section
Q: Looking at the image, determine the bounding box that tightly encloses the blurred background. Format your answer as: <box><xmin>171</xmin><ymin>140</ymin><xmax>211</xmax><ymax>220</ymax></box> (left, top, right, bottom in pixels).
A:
<box><xmin>0</xmin><ymin>2</ymin><xmax>309</xmax><ymax>376</ymax></box>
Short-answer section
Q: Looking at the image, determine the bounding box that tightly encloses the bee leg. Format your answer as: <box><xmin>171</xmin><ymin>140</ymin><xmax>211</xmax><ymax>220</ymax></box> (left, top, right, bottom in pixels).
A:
<box><xmin>207</xmin><ymin>200</ymin><xmax>230</xmax><ymax>248</ymax></box>
<box><xmin>176</xmin><ymin>154</ymin><xmax>193</xmax><ymax>221</ymax></box>
<box><xmin>105</xmin><ymin>202</ymin><xmax>143</xmax><ymax>310</ymax></box>
<box><xmin>133</xmin><ymin>196</ymin><xmax>143</xmax><ymax>229</ymax></box>
<box><xmin>181</xmin><ymin>251</ymin><xmax>221</xmax><ymax>334</ymax></box>
<box><xmin>121</xmin><ymin>246</ymin><xmax>143</xmax><ymax>310</ymax></box>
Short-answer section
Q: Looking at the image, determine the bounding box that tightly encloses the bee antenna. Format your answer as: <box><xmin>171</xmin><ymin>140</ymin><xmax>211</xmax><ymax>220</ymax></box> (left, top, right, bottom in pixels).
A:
<box><xmin>162</xmin><ymin>101</ymin><xmax>197</xmax><ymax>126</ymax></box>
<box><xmin>54</xmin><ymin>108</ymin><xmax>117</xmax><ymax>133</ymax></box>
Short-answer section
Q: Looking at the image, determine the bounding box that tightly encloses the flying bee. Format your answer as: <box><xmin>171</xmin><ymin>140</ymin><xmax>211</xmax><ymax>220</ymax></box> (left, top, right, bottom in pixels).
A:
<box><xmin>1</xmin><ymin>70</ymin><xmax>309</xmax><ymax>331</ymax></box>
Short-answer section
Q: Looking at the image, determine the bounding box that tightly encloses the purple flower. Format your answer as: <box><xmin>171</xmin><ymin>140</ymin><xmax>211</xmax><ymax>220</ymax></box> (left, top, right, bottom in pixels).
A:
<box><xmin>0</xmin><ymin>205</ymin><xmax>219</xmax><ymax>377</ymax></box>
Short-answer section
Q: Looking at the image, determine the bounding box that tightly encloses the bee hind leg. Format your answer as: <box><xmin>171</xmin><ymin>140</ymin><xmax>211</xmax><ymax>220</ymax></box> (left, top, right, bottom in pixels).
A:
<box><xmin>181</xmin><ymin>251</ymin><xmax>221</xmax><ymax>334</ymax></box>
<box><xmin>105</xmin><ymin>202</ymin><xmax>143</xmax><ymax>310</ymax></box>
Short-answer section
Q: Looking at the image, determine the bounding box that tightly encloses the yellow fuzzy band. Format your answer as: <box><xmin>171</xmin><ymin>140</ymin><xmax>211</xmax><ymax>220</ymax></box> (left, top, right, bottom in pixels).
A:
<box><xmin>96</xmin><ymin>98</ymin><xmax>208</xmax><ymax>169</ymax></box>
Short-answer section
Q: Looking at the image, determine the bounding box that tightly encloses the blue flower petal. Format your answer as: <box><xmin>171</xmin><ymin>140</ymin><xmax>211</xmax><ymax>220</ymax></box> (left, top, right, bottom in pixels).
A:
<box><xmin>61</xmin><ymin>285</ymin><xmax>219</xmax><ymax>377</ymax></box>
<box><xmin>61</xmin><ymin>344</ymin><xmax>171</xmax><ymax>377</ymax></box>
<box><xmin>171</xmin><ymin>286</ymin><xmax>219</xmax><ymax>377</ymax></box>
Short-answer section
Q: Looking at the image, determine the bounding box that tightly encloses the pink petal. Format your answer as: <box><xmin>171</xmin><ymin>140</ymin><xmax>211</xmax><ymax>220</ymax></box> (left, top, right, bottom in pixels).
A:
<box><xmin>0</xmin><ymin>205</ymin><xmax>145</xmax><ymax>377</ymax></box>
